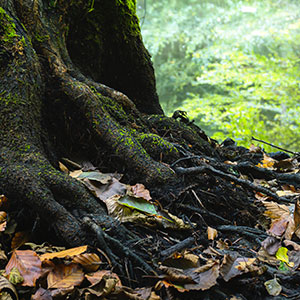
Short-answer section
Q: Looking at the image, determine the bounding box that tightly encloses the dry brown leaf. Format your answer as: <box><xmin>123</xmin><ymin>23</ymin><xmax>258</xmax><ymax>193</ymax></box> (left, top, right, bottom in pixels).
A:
<box><xmin>261</xmin><ymin>236</ymin><xmax>281</xmax><ymax>256</ymax></box>
<box><xmin>207</xmin><ymin>226</ymin><xmax>218</xmax><ymax>240</ymax></box>
<box><xmin>134</xmin><ymin>287</ymin><xmax>158</xmax><ymax>300</ymax></box>
<box><xmin>0</xmin><ymin>211</ymin><xmax>7</xmax><ymax>232</ymax></box>
<box><xmin>249</xmin><ymin>144</ymin><xmax>262</xmax><ymax>153</ymax></box>
<box><xmin>40</xmin><ymin>245</ymin><xmax>87</xmax><ymax>261</ymax></box>
<box><xmin>255</xmin><ymin>192</ymin><xmax>270</xmax><ymax>201</ymax></box>
<box><xmin>288</xmin><ymin>250</ymin><xmax>300</xmax><ymax>269</ymax></box>
<box><xmin>262</xmin><ymin>200</ymin><xmax>290</xmax><ymax>220</ymax></box>
<box><xmin>85</xmin><ymin>177</ymin><xmax>127</xmax><ymax>202</ymax></box>
<box><xmin>0</xmin><ymin>275</ymin><xmax>18</xmax><ymax>300</ymax></box>
<box><xmin>11</xmin><ymin>231</ymin><xmax>30</xmax><ymax>250</ymax></box>
<box><xmin>130</xmin><ymin>183</ymin><xmax>152</xmax><ymax>200</ymax></box>
<box><xmin>162</xmin><ymin>252</ymin><xmax>199</xmax><ymax>269</ymax></box>
<box><xmin>220</xmin><ymin>255</ymin><xmax>256</xmax><ymax>282</ymax></box>
<box><xmin>47</xmin><ymin>263</ymin><xmax>84</xmax><ymax>289</ymax></box>
<box><xmin>285</xmin><ymin>215</ymin><xmax>296</xmax><ymax>240</ymax></box>
<box><xmin>276</xmin><ymin>190</ymin><xmax>300</xmax><ymax>197</ymax></box>
<box><xmin>49</xmin><ymin>287</ymin><xmax>73</xmax><ymax>298</ymax></box>
<box><xmin>0</xmin><ymin>195</ymin><xmax>8</xmax><ymax>210</ymax></box>
<box><xmin>0</xmin><ymin>250</ymin><xmax>7</xmax><ymax>263</ymax></box>
<box><xmin>268</xmin><ymin>218</ymin><xmax>289</xmax><ymax>237</ymax></box>
<box><xmin>5</xmin><ymin>250</ymin><xmax>43</xmax><ymax>287</ymax></box>
<box><xmin>157</xmin><ymin>280</ymin><xmax>188</xmax><ymax>293</ymax></box>
<box><xmin>159</xmin><ymin>265</ymin><xmax>194</xmax><ymax>284</ymax></box>
<box><xmin>284</xmin><ymin>240</ymin><xmax>300</xmax><ymax>251</ymax></box>
<box><xmin>257</xmin><ymin>248</ymin><xmax>279</xmax><ymax>266</ymax></box>
<box><xmin>32</xmin><ymin>287</ymin><xmax>52</xmax><ymax>300</ymax></box>
<box><xmin>85</xmin><ymin>270</ymin><xmax>122</xmax><ymax>286</ymax></box>
<box><xmin>282</xmin><ymin>184</ymin><xmax>297</xmax><ymax>192</ymax></box>
<box><xmin>72</xmin><ymin>253</ymin><xmax>101</xmax><ymax>272</ymax></box>
<box><xmin>184</xmin><ymin>262</ymin><xmax>220</xmax><ymax>291</ymax></box>
<box><xmin>274</xmin><ymin>158</ymin><xmax>298</xmax><ymax>171</ymax></box>
<box><xmin>294</xmin><ymin>199</ymin><xmax>300</xmax><ymax>232</ymax></box>
<box><xmin>216</xmin><ymin>240</ymin><xmax>229</xmax><ymax>250</ymax></box>
<box><xmin>235</xmin><ymin>258</ymin><xmax>256</xmax><ymax>271</ymax></box>
<box><xmin>58</xmin><ymin>162</ymin><xmax>69</xmax><ymax>174</ymax></box>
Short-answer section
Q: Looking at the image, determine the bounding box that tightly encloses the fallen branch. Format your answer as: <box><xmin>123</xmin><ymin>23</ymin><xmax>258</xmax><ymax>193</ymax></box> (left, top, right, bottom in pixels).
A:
<box><xmin>174</xmin><ymin>164</ymin><xmax>292</xmax><ymax>204</ymax></box>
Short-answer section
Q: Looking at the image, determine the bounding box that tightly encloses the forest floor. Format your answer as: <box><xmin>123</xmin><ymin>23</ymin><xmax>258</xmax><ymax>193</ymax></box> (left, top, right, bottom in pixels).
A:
<box><xmin>1</xmin><ymin>134</ymin><xmax>300</xmax><ymax>300</ymax></box>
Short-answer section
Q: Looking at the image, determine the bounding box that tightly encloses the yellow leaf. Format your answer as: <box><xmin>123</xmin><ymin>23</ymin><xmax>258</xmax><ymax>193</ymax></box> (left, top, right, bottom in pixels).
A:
<box><xmin>257</xmin><ymin>154</ymin><xmax>276</xmax><ymax>169</ymax></box>
<box><xmin>207</xmin><ymin>226</ymin><xmax>218</xmax><ymax>240</ymax></box>
<box><xmin>275</xmin><ymin>247</ymin><xmax>294</xmax><ymax>267</ymax></box>
<box><xmin>40</xmin><ymin>245</ymin><xmax>88</xmax><ymax>261</ymax></box>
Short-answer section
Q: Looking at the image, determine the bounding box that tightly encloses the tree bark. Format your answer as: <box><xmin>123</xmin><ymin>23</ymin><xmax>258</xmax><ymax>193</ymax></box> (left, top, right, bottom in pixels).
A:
<box><xmin>0</xmin><ymin>0</ymin><xmax>214</xmax><ymax>260</ymax></box>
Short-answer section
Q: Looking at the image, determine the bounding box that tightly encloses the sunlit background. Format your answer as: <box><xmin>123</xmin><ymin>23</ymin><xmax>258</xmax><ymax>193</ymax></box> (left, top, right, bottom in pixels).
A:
<box><xmin>137</xmin><ymin>0</ymin><xmax>300</xmax><ymax>152</ymax></box>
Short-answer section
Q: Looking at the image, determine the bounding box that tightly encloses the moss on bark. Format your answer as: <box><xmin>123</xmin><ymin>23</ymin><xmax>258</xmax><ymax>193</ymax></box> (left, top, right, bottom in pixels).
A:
<box><xmin>0</xmin><ymin>0</ymin><xmax>216</xmax><ymax>270</ymax></box>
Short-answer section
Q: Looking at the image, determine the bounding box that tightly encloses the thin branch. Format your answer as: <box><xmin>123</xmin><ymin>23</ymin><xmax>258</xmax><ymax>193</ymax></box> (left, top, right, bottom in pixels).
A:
<box><xmin>252</xmin><ymin>137</ymin><xmax>298</xmax><ymax>155</ymax></box>
<box><xmin>174</xmin><ymin>164</ymin><xmax>292</xmax><ymax>204</ymax></box>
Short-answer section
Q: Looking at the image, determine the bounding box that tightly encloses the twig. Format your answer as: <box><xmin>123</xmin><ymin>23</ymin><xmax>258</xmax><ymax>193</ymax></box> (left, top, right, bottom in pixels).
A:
<box><xmin>160</xmin><ymin>236</ymin><xmax>195</xmax><ymax>258</ymax></box>
<box><xmin>252</xmin><ymin>137</ymin><xmax>298</xmax><ymax>155</ymax></box>
<box><xmin>174</xmin><ymin>164</ymin><xmax>292</xmax><ymax>204</ymax></box>
<box><xmin>217</xmin><ymin>225</ymin><xmax>267</xmax><ymax>241</ymax></box>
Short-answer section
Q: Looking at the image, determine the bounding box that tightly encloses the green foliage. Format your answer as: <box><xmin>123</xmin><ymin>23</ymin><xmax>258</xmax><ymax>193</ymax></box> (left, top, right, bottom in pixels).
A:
<box><xmin>137</xmin><ymin>0</ymin><xmax>300</xmax><ymax>152</ymax></box>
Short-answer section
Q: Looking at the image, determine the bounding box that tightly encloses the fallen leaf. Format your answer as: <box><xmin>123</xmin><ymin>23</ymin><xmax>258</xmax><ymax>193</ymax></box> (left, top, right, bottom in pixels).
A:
<box><xmin>6</xmin><ymin>250</ymin><xmax>43</xmax><ymax>287</ymax></box>
<box><xmin>58</xmin><ymin>162</ymin><xmax>69</xmax><ymax>174</ymax></box>
<box><xmin>40</xmin><ymin>245</ymin><xmax>88</xmax><ymax>261</ymax></box>
<box><xmin>184</xmin><ymin>262</ymin><xmax>220</xmax><ymax>291</ymax></box>
<box><xmin>0</xmin><ymin>275</ymin><xmax>18</xmax><ymax>300</ymax></box>
<box><xmin>257</xmin><ymin>154</ymin><xmax>277</xmax><ymax>169</ymax></box>
<box><xmin>162</xmin><ymin>252</ymin><xmax>199</xmax><ymax>269</ymax></box>
<box><xmin>0</xmin><ymin>195</ymin><xmax>8</xmax><ymax>209</ymax></box>
<box><xmin>220</xmin><ymin>255</ymin><xmax>256</xmax><ymax>282</ymax></box>
<box><xmin>276</xmin><ymin>190</ymin><xmax>300</xmax><ymax>197</ymax></box>
<box><xmin>257</xmin><ymin>248</ymin><xmax>279</xmax><ymax>266</ymax></box>
<box><xmin>70</xmin><ymin>170</ymin><xmax>111</xmax><ymax>184</ymax></box>
<box><xmin>294</xmin><ymin>199</ymin><xmax>300</xmax><ymax>234</ymax></box>
<box><xmin>274</xmin><ymin>158</ymin><xmax>298</xmax><ymax>171</ymax></box>
<box><xmin>130</xmin><ymin>184</ymin><xmax>152</xmax><ymax>200</ymax></box>
<box><xmin>207</xmin><ymin>226</ymin><xmax>218</xmax><ymax>240</ymax></box>
<box><xmin>276</xmin><ymin>247</ymin><xmax>294</xmax><ymax>267</ymax></box>
<box><xmin>0</xmin><ymin>211</ymin><xmax>7</xmax><ymax>232</ymax></box>
<box><xmin>261</xmin><ymin>236</ymin><xmax>281</xmax><ymax>256</ymax></box>
<box><xmin>264</xmin><ymin>278</ymin><xmax>282</xmax><ymax>296</ymax></box>
<box><xmin>11</xmin><ymin>231</ymin><xmax>30</xmax><ymax>250</ymax></box>
<box><xmin>32</xmin><ymin>287</ymin><xmax>53</xmax><ymax>300</ymax></box>
<box><xmin>47</xmin><ymin>263</ymin><xmax>84</xmax><ymax>289</ymax></box>
<box><xmin>262</xmin><ymin>201</ymin><xmax>290</xmax><ymax>220</ymax></box>
<box><xmin>268</xmin><ymin>218</ymin><xmax>289</xmax><ymax>237</ymax></box>
<box><xmin>85</xmin><ymin>270</ymin><xmax>122</xmax><ymax>286</ymax></box>
<box><xmin>249</xmin><ymin>144</ymin><xmax>262</xmax><ymax>153</ymax></box>
<box><xmin>288</xmin><ymin>250</ymin><xmax>300</xmax><ymax>269</ymax></box>
<box><xmin>235</xmin><ymin>258</ymin><xmax>256</xmax><ymax>271</ymax></box>
<box><xmin>83</xmin><ymin>177</ymin><xmax>127</xmax><ymax>202</ymax></box>
<box><xmin>72</xmin><ymin>253</ymin><xmax>101</xmax><ymax>272</ymax></box>
<box><xmin>284</xmin><ymin>240</ymin><xmax>300</xmax><ymax>251</ymax></box>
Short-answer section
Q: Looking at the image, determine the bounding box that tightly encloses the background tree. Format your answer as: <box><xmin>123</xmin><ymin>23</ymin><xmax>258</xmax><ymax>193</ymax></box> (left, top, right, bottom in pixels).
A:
<box><xmin>137</xmin><ymin>0</ymin><xmax>300</xmax><ymax>151</ymax></box>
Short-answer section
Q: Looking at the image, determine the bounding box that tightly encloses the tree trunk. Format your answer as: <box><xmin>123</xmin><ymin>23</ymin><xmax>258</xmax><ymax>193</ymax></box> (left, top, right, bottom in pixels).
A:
<box><xmin>0</xmin><ymin>0</ymin><xmax>214</xmax><ymax>263</ymax></box>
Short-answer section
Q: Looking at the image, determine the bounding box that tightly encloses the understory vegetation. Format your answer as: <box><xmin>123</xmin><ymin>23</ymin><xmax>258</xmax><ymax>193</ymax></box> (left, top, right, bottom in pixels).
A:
<box><xmin>137</xmin><ymin>0</ymin><xmax>300</xmax><ymax>152</ymax></box>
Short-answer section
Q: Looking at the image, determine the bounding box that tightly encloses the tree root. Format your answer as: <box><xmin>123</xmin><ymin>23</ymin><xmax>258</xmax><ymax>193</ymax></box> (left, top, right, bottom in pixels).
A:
<box><xmin>174</xmin><ymin>164</ymin><xmax>292</xmax><ymax>204</ymax></box>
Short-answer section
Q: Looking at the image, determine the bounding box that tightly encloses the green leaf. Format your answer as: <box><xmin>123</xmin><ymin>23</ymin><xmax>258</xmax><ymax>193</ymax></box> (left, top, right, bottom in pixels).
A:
<box><xmin>76</xmin><ymin>171</ymin><xmax>111</xmax><ymax>184</ymax></box>
<box><xmin>117</xmin><ymin>195</ymin><xmax>157</xmax><ymax>215</ymax></box>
